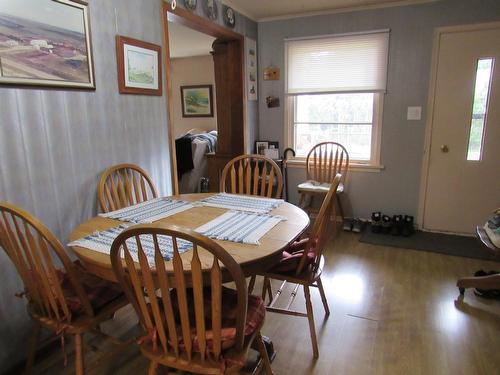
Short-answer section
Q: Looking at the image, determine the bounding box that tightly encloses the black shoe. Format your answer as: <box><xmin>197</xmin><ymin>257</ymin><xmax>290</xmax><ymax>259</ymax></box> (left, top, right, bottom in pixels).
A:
<box><xmin>382</xmin><ymin>215</ymin><xmax>391</xmax><ymax>234</ymax></box>
<box><xmin>472</xmin><ymin>270</ymin><xmax>500</xmax><ymax>299</ymax></box>
<box><xmin>352</xmin><ymin>218</ymin><xmax>366</xmax><ymax>233</ymax></box>
<box><xmin>343</xmin><ymin>218</ymin><xmax>353</xmax><ymax>231</ymax></box>
<box><xmin>402</xmin><ymin>215</ymin><xmax>415</xmax><ymax>236</ymax></box>
<box><xmin>371</xmin><ymin>212</ymin><xmax>382</xmax><ymax>233</ymax></box>
<box><xmin>391</xmin><ymin>215</ymin><xmax>403</xmax><ymax>236</ymax></box>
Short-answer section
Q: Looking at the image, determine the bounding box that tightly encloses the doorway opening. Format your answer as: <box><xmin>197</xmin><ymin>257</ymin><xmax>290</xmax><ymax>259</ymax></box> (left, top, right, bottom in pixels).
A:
<box><xmin>162</xmin><ymin>4</ymin><xmax>246</xmax><ymax>194</ymax></box>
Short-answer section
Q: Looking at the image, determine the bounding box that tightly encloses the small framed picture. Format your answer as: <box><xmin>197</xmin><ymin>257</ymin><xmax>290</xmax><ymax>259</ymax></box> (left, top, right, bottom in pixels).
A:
<box><xmin>268</xmin><ymin>141</ymin><xmax>279</xmax><ymax>152</ymax></box>
<box><xmin>116</xmin><ymin>35</ymin><xmax>162</xmax><ymax>96</ymax></box>
<box><xmin>266</xmin><ymin>96</ymin><xmax>280</xmax><ymax>108</ymax></box>
<box><xmin>245</xmin><ymin>37</ymin><xmax>257</xmax><ymax>101</ymax></box>
<box><xmin>255</xmin><ymin>141</ymin><xmax>269</xmax><ymax>155</ymax></box>
<box><xmin>181</xmin><ymin>85</ymin><xmax>214</xmax><ymax>117</ymax></box>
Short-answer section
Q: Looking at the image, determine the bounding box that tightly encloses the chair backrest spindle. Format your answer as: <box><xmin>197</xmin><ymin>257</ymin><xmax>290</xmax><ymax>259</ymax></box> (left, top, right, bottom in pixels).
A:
<box><xmin>220</xmin><ymin>154</ymin><xmax>283</xmax><ymax>198</ymax></box>
<box><xmin>0</xmin><ymin>202</ymin><xmax>95</xmax><ymax>322</ymax></box>
<box><xmin>296</xmin><ymin>174</ymin><xmax>342</xmax><ymax>275</ymax></box>
<box><xmin>110</xmin><ymin>225</ymin><xmax>248</xmax><ymax>361</ymax></box>
<box><xmin>306</xmin><ymin>142</ymin><xmax>349</xmax><ymax>185</ymax></box>
<box><xmin>98</xmin><ymin>163</ymin><xmax>158</xmax><ymax>213</ymax></box>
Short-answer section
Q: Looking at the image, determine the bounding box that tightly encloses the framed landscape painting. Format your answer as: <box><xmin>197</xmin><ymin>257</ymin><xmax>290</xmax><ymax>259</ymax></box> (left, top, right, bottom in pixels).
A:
<box><xmin>180</xmin><ymin>85</ymin><xmax>214</xmax><ymax>117</ymax></box>
<box><xmin>116</xmin><ymin>35</ymin><xmax>162</xmax><ymax>96</ymax></box>
<box><xmin>0</xmin><ymin>0</ymin><xmax>95</xmax><ymax>89</ymax></box>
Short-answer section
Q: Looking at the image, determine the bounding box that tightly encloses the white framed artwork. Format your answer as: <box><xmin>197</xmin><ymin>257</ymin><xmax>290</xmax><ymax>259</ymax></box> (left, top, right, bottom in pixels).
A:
<box><xmin>245</xmin><ymin>37</ymin><xmax>257</xmax><ymax>101</ymax></box>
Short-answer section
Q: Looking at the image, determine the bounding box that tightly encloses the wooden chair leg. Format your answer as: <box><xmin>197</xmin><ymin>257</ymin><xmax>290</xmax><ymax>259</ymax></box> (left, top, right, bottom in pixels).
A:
<box><xmin>316</xmin><ymin>277</ymin><xmax>330</xmax><ymax>316</ymax></box>
<box><xmin>266</xmin><ymin>279</ymin><xmax>273</xmax><ymax>302</ymax></box>
<box><xmin>331</xmin><ymin>204</ymin><xmax>338</xmax><ymax>235</ymax></box>
<box><xmin>148</xmin><ymin>360</ymin><xmax>159</xmax><ymax>375</ymax></box>
<box><xmin>304</xmin><ymin>285</ymin><xmax>319</xmax><ymax>358</ymax></box>
<box><xmin>457</xmin><ymin>273</ymin><xmax>500</xmax><ymax>292</ymax></box>
<box><xmin>336</xmin><ymin>194</ymin><xmax>344</xmax><ymax>221</ymax></box>
<box><xmin>25</xmin><ymin>322</ymin><xmax>41</xmax><ymax>373</ymax></box>
<box><xmin>308</xmin><ymin>195</ymin><xmax>315</xmax><ymax>217</ymax></box>
<box><xmin>74</xmin><ymin>333</ymin><xmax>84</xmax><ymax>375</ymax></box>
<box><xmin>248</xmin><ymin>275</ymin><xmax>256</xmax><ymax>294</ymax></box>
<box><xmin>298</xmin><ymin>193</ymin><xmax>306</xmax><ymax>208</ymax></box>
<box><xmin>255</xmin><ymin>331</ymin><xmax>274</xmax><ymax>375</ymax></box>
<box><xmin>261</xmin><ymin>277</ymin><xmax>269</xmax><ymax>302</ymax></box>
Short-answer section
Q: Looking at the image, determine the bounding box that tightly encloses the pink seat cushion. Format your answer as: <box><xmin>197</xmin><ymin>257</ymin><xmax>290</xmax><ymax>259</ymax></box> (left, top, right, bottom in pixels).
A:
<box><xmin>167</xmin><ymin>286</ymin><xmax>265</xmax><ymax>352</ymax></box>
<box><xmin>57</xmin><ymin>261</ymin><xmax>124</xmax><ymax>315</ymax></box>
<box><xmin>270</xmin><ymin>237</ymin><xmax>317</xmax><ymax>273</ymax></box>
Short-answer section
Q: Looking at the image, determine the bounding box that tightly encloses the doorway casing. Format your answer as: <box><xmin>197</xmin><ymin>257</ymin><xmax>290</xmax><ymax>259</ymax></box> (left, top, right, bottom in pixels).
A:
<box><xmin>417</xmin><ymin>21</ymin><xmax>500</xmax><ymax>234</ymax></box>
<box><xmin>161</xmin><ymin>3</ymin><xmax>247</xmax><ymax>194</ymax></box>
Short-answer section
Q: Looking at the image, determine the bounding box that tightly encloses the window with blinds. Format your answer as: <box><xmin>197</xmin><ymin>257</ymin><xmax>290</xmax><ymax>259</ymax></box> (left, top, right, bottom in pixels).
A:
<box><xmin>285</xmin><ymin>31</ymin><xmax>389</xmax><ymax>165</ymax></box>
<box><xmin>286</xmin><ymin>31</ymin><xmax>390</xmax><ymax>95</ymax></box>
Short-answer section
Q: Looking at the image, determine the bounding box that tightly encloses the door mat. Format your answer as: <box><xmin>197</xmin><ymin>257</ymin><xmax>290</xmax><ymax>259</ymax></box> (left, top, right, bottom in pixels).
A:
<box><xmin>359</xmin><ymin>226</ymin><xmax>498</xmax><ymax>261</ymax></box>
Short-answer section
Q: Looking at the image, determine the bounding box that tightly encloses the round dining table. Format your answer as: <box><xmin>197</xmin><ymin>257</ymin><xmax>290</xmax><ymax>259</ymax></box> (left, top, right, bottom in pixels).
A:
<box><xmin>69</xmin><ymin>193</ymin><xmax>310</xmax><ymax>283</ymax></box>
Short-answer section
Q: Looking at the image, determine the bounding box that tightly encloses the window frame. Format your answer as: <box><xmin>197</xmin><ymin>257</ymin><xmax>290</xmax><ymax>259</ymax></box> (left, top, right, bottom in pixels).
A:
<box><xmin>283</xmin><ymin>30</ymin><xmax>388</xmax><ymax>172</ymax></box>
<box><xmin>284</xmin><ymin>92</ymin><xmax>384</xmax><ymax>171</ymax></box>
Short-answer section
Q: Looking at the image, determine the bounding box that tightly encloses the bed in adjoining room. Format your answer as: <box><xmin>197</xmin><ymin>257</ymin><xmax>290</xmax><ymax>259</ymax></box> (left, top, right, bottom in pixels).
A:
<box><xmin>175</xmin><ymin>129</ymin><xmax>217</xmax><ymax>193</ymax></box>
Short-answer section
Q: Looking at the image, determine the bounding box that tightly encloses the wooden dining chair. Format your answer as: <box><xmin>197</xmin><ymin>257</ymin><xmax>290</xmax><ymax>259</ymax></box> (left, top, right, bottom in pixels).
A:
<box><xmin>298</xmin><ymin>142</ymin><xmax>349</xmax><ymax>221</ymax></box>
<box><xmin>98</xmin><ymin>163</ymin><xmax>158</xmax><ymax>213</ymax></box>
<box><xmin>0</xmin><ymin>202</ymin><xmax>128</xmax><ymax>374</ymax></box>
<box><xmin>220</xmin><ymin>154</ymin><xmax>283</xmax><ymax>199</ymax></box>
<box><xmin>110</xmin><ymin>225</ymin><xmax>273</xmax><ymax>374</ymax></box>
<box><xmin>251</xmin><ymin>174</ymin><xmax>342</xmax><ymax>358</ymax></box>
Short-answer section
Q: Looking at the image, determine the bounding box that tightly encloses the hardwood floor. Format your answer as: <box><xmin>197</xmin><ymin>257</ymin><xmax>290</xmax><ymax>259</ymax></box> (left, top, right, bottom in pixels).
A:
<box><xmin>23</xmin><ymin>232</ymin><xmax>500</xmax><ymax>374</ymax></box>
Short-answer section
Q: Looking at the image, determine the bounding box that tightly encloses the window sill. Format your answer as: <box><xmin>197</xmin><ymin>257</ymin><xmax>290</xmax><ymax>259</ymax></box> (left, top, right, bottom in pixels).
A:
<box><xmin>285</xmin><ymin>158</ymin><xmax>384</xmax><ymax>173</ymax></box>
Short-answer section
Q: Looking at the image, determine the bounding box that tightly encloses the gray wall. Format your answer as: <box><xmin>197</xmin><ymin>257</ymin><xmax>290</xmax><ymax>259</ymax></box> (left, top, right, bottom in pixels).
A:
<box><xmin>258</xmin><ymin>0</ymin><xmax>500</xmax><ymax>218</ymax></box>
<box><xmin>0</xmin><ymin>0</ymin><xmax>171</xmax><ymax>368</ymax></box>
<box><xmin>0</xmin><ymin>0</ymin><xmax>258</xmax><ymax>370</ymax></box>
<box><xmin>0</xmin><ymin>0</ymin><xmax>172</xmax><ymax>369</ymax></box>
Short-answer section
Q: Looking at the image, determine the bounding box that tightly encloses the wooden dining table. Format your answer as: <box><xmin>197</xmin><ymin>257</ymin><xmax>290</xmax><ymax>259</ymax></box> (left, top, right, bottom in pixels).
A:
<box><xmin>69</xmin><ymin>193</ymin><xmax>310</xmax><ymax>283</ymax></box>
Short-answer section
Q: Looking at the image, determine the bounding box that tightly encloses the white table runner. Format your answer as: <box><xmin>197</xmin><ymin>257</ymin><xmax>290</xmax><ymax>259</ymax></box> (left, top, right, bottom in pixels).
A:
<box><xmin>195</xmin><ymin>211</ymin><xmax>284</xmax><ymax>245</ymax></box>
<box><xmin>200</xmin><ymin>193</ymin><xmax>283</xmax><ymax>214</ymax></box>
<box><xmin>99</xmin><ymin>198</ymin><xmax>194</xmax><ymax>223</ymax></box>
<box><xmin>68</xmin><ymin>224</ymin><xmax>192</xmax><ymax>265</ymax></box>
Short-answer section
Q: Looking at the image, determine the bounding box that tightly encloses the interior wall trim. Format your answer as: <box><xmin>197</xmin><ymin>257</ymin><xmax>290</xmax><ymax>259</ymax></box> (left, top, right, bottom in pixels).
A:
<box><xmin>258</xmin><ymin>0</ymin><xmax>440</xmax><ymax>22</ymax></box>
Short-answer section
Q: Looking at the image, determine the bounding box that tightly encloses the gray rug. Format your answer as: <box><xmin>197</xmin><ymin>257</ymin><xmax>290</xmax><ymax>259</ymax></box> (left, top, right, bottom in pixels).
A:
<box><xmin>359</xmin><ymin>226</ymin><xmax>498</xmax><ymax>262</ymax></box>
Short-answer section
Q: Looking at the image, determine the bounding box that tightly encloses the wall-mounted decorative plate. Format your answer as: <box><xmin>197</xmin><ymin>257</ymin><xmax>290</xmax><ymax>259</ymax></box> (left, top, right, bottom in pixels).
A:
<box><xmin>203</xmin><ymin>0</ymin><xmax>218</xmax><ymax>20</ymax></box>
<box><xmin>183</xmin><ymin>0</ymin><xmax>197</xmax><ymax>11</ymax></box>
<box><xmin>223</xmin><ymin>5</ymin><xmax>236</xmax><ymax>28</ymax></box>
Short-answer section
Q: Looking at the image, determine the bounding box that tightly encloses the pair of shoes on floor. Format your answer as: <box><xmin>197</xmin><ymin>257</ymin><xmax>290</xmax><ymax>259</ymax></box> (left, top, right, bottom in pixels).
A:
<box><xmin>473</xmin><ymin>270</ymin><xmax>500</xmax><ymax>299</ymax></box>
<box><xmin>371</xmin><ymin>212</ymin><xmax>415</xmax><ymax>236</ymax></box>
<box><xmin>343</xmin><ymin>218</ymin><xmax>366</xmax><ymax>233</ymax></box>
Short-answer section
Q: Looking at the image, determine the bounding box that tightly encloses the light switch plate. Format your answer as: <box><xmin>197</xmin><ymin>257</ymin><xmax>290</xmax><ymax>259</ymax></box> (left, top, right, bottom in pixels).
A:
<box><xmin>407</xmin><ymin>106</ymin><xmax>422</xmax><ymax>121</ymax></box>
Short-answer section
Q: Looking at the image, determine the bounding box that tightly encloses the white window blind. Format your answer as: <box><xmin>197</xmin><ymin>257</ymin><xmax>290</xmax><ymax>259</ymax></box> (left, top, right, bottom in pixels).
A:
<box><xmin>285</xmin><ymin>31</ymin><xmax>390</xmax><ymax>95</ymax></box>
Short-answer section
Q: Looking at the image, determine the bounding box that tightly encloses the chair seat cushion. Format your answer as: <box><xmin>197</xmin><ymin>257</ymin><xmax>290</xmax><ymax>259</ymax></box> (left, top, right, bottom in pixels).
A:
<box><xmin>298</xmin><ymin>180</ymin><xmax>344</xmax><ymax>193</ymax></box>
<box><xmin>167</xmin><ymin>286</ymin><xmax>265</xmax><ymax>353</ymax></box>
<box><xmin>57</xmin><ymin>261</ymin><xmax>124</xmax><ymax>315</ymax></box>
<box><xmin>268</xmin><ymin>237</ymin><xmax>317</xmax><ymax>273</ymax></box>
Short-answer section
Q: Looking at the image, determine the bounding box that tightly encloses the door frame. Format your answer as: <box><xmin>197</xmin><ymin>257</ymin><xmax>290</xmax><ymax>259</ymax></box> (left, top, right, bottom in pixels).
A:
<box><xmin>161</xmin><ymin>2</ymin><xmax>245</xmax><ymax>194</ymax></box>
<box><xmin>417</xmin><ymin>21</ymin><xmax>500</xmax><ymax>232</ymax></box>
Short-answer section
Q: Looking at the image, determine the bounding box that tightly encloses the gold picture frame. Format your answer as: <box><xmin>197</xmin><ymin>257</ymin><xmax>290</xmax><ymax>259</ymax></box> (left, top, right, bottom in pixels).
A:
<box><xmin>0</xmin><ymin>0</ymin><xmax>95</xmax><ymax>89</ymax></box>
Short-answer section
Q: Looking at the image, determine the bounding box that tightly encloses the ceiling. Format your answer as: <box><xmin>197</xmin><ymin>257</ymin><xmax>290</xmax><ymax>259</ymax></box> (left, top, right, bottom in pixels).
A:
<box><xmin>224</xmin><ymin>0</ymin><xmax>439</xmax><ymax>21</ymax></box>
<box><xmin>168</xmin><ymin>21</ymin><xmax>216</xmax><ymax>59</ymax></box>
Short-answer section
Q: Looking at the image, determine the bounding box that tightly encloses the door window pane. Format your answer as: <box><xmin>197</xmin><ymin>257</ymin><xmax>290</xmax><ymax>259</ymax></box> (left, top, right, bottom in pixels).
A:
<box><xmin>467</xmin><ymin>58</ymin><xmax>494</xmax><ymax>161</ymax></box>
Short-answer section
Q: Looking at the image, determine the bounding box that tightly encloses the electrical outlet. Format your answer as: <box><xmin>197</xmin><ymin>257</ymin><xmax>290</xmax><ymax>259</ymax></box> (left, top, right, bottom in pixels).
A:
<box><xmin>407</xmin><ymin>106</ymin><xmax>422</xmax><ymax>121</ymax></box>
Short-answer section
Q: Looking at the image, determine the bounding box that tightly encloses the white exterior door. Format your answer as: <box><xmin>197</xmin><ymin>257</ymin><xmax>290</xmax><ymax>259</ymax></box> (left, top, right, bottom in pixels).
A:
<box><xmin>422</xmin><ymin>23</ymin><xmax>500</xmax><ymax>235</ymax></box>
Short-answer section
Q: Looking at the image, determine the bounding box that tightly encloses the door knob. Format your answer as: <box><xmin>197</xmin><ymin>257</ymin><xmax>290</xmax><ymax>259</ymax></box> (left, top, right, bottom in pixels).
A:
<box><xmin>440</xmin><ymin>145</ymin><xmax>449</xmax><ymax>153</ymax></box>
